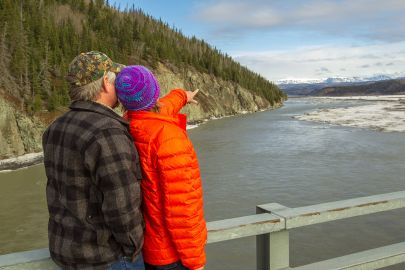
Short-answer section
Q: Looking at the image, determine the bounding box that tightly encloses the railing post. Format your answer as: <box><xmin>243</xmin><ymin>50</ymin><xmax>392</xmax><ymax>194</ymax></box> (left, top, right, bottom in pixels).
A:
<box><xmin>257</xmin><ymin>205</ymin><xmax>289</xmax><ymax>270</ymax></box>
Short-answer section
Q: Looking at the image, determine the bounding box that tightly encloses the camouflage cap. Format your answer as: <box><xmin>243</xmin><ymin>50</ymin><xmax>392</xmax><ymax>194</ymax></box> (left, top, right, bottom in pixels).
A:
<box><xmin>67</xmin><ymin>51</ymin><xmax>125</xmax><ymax>87</ymax></box>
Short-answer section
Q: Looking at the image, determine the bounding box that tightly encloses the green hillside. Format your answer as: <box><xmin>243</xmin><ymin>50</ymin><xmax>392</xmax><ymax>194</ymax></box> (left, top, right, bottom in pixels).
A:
<box><xmin>0</xmin><ymin>0</ymin><xmax>285</xmax><ymax>113</ymax></box>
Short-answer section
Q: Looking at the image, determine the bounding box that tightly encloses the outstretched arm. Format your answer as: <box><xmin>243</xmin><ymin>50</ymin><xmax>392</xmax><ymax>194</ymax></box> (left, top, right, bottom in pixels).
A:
<box><xmin>158</xmin><ymin>89</ymin><xmax>199</xmax><ymax>115</ymax></box>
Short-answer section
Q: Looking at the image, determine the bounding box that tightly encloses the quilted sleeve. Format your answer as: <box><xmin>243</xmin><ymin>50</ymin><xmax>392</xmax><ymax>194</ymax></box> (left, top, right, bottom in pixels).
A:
<box><xmin>158</xmin><ymin>89</ymin><xmax>187</xmax><ymax>116</ymax></box>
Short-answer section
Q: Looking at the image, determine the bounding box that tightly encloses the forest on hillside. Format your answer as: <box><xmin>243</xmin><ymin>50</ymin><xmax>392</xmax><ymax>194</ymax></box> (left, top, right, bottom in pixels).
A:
<box><xmin>0</xmin><ymin>0</ymin><xmax>285</xmax><ymax>113</ymax></box>
<box><xmin>311</xmin><ymin>79</ymin><xmax>405</xmax><ymax>96</ymax></box>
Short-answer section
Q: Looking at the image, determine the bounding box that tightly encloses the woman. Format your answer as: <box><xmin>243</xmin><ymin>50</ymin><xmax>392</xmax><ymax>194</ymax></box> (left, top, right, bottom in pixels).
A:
<box><xmin>116</xmin><ymin>65</ymin><xmax>207</xmax><ymax>270</ymax></box>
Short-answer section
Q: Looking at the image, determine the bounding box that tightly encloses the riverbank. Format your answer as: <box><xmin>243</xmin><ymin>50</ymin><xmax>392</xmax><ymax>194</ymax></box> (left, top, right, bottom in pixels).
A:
<box><xmin>0</xmin><ymin>152</ymin><xmax>44</xmax><ymax>172</ymax></box>
<box><xmin>294</xmin><ymin>95</ymin><xmax>405</xmax><ymax>132</ymax></box>
<box><xmin>0</xmin><ymin>102</ymin><xmax>283</xmax><ymax>172</ymax></box>
<box><xmin>0</xmin><ymin>121</ymin><xmax>203</xmax><ymax>171</ymax></box>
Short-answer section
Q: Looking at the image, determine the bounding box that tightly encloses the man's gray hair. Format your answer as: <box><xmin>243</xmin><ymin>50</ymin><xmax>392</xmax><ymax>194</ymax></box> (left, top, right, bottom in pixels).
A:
<box><xmin>68</xmin><ymin>71</ymin><xmax>116</xmax><ymax>102</ymax></box>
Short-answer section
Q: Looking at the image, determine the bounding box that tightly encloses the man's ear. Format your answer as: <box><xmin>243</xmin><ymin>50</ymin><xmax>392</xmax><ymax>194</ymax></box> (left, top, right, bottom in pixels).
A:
<box><xmin>102</xmin><ymin>76</ymin><xmax>110</xmax><ymax>93</ymax></box>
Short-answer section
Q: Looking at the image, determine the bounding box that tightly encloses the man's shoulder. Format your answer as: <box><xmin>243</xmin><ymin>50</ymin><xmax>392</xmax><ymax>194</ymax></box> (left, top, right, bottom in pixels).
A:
<box><xmin>45</xmin><ymin>108</ymin><xmax>129</xmax><ymax>146</ymax></box>
<box><xmin>53</xmin><ymin>108</ymin><xmax>126</xmax><ymax>130</ymax></box>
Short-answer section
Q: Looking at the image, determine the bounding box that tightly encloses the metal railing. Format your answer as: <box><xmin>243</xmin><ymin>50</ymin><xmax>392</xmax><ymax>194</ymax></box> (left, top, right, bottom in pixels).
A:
<box><xmin>2</xmin><ymin>191</ymin><xmax>405</xmax><ymax>270</ymax></box>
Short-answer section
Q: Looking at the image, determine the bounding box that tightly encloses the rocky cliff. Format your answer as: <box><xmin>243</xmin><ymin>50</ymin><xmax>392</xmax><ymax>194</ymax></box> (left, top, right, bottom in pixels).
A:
<box><xmin>0</xmin><ymin>63</ymin><xmax>282</xmax><ymax>160</ymax></box>
<box><xmin>155</xmin><ymin>63</ymin><xmax>277</xmax><ymax>123</ymax></box>
<box><xmin>0</xmin><ymin>94</ymin><xmax>45</xmax><ymax>159</ymax></box>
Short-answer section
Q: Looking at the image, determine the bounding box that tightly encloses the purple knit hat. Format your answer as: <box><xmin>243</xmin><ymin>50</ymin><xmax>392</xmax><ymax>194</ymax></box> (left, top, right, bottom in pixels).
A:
<box><xmin>115</xmin><ymin>65</ymin><xmax>160</xmax><ymax>111</ymax></box>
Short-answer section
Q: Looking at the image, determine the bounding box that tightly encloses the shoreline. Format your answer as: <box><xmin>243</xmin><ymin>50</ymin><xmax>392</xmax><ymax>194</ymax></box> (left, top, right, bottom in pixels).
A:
<box><xmin>0</xmin><ymin>152</ymin><xmax>44</xmax><ymax>172</ymax></box>
<box><xmin>1</xmin><ymin>103</ymin><xmax>281</xmax><ymax>172</ymax></box>
<box><xmin>186</xmin><ymin>101</ymin><xmax>282</xmax><ymax>129</ymax></box>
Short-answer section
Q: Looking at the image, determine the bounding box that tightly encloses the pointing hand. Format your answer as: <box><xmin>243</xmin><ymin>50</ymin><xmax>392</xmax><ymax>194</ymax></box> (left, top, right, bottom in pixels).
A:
<box><xmin>186</xmin><ymin>89</ymin><xmax>199</xmax><ymax>104</ymax></box>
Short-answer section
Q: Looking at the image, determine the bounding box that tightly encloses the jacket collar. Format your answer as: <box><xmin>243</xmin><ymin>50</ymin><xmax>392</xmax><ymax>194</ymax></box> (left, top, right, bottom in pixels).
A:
<box><xmin>70</xmin><ymin>101</ymin><xmax>129</xmax><ymax>127</ymax></box>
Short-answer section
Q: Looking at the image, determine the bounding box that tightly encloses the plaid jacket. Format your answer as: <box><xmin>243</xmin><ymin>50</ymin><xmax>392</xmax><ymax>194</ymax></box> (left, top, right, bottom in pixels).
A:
<box><xmin>42</xmin><ymin>101</ymin><xmax>144</xmax><ymax>270</ymax></box>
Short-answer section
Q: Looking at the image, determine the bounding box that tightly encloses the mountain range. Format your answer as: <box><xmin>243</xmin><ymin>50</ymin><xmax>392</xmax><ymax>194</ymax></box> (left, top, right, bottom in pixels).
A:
<box><xmin>276</xmin><ymin>73</ymin><xmax>405</xmax><ymax>85</ymax></box>
<box><xmin>277</xmin><ymin>73</ymin><xmax>405</xmax><ymax>96</ymax></box>
<box><xmin>311</xmin><ymin>79</ymin><xmax>405</xmax><ymax>96</ymax></box>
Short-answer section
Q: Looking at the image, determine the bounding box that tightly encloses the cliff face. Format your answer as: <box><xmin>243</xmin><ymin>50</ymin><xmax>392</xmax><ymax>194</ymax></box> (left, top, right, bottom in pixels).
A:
<box><xmin>0</xmin><ymin>95</ymin><xmax>45</xmax><ymax>159</ymax></box>
<box><xmin>155</xmin><ymin>63</ymin><xmax>277</xmax><ymax>123</ymax></box>
<box><xmin>0</xmin><ymin>63</ymin><xmax>282</xmax><ymax>159</ymax></box>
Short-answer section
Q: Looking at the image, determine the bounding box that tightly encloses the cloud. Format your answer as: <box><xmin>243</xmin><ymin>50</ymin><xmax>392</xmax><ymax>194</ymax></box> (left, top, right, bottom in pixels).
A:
<box><xmin>232</xmin><ymin>42</ymin><xmax>405</xmax><ymax>80</ymax></box>
<box><xmin>359</xmin><ymin>54</ymin><xmax>381</xmax><ymax>60</ymax></box>
<box><xmin>316</xmin><ymin>67</ymin><xmax>331</xmax><ymax>74</ymax></box>
<box><xmin>195</xmin><ymin>0</ymin><xmax>405</xmax><ymax>42</ymax></box>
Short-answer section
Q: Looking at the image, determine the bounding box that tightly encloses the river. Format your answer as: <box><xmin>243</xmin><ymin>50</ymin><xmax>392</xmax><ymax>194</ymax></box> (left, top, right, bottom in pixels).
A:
<box><xmin>1</xmin><ymin>97</ymin><xmax>405</xmax><ymax>269</ymax></box>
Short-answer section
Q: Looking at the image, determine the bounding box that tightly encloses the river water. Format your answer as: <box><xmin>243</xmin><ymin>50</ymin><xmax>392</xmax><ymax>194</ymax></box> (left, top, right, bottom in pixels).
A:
<box><xmin>1</xmin><ymin>97</ymin><xmax>405</xmax><ymax>269</ymax></box>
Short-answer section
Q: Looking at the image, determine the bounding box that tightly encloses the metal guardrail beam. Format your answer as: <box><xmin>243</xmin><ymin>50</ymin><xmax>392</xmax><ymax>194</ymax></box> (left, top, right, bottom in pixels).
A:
<box><xmin>207</xmin><ymin>213</ymin><xmax>284</xmax><ymax>243</ymax></box>
<box><xmin>290</xmin><ymin>241</ymin><xmax>405</xmax><ymax>270</ymax></box>
<box><xmin>0</xmin><ymin>249</ymin><xmax>57</xmax><ymax>270</ymax></box>
<box><xmin>0</xmin><ymin>249</ymin><xmax>49</xmax><ymax>267</ymax></box>
<box><xmin>258</xmin><ymin>191</ymin><xmax>405</xmax><ymax>229</ymax></box>
<box><xmin>0</xmin><ymin>259</ymin><xmax>58</xmax><ymax>270</ymax></box>
<box><xmin>2</xmin><ymin>191</ymin><xmax>405</xmax><ymax>270</ymax></box>
<box><xmin>0</xmin><ymin>214</ymin><xmax>283</xmax><ymax>269</ymax></box>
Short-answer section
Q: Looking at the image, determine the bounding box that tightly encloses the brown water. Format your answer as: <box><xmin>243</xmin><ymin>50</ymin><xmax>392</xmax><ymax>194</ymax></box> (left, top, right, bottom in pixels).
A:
<box><xmin>0</xmin><ymin>164</ymin><xmax>48</xmax><ymax>254</ymax></box>
<box><xmin>1</xmin><ymin>98</ymin><xmax>405</xmax><ymax>269</ymax></box>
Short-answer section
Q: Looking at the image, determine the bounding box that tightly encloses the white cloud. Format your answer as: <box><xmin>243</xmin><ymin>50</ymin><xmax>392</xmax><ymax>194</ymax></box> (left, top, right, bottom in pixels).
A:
<box><xmin>232</xmin><ymin>42</ymin><xmax>405</xmax><ymax>81</ymax></box>
<box><xmin>196</xmin><ymin>0</ymin><xmax>405</xmax><ymax>42</ymax></box>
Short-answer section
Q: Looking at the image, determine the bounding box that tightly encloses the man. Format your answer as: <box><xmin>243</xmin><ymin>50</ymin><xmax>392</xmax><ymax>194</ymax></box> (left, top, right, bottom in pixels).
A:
<box><xmin>42</xmin><ymin>51</ymin><xmax>144</xmax><ymax>270</ymax></box>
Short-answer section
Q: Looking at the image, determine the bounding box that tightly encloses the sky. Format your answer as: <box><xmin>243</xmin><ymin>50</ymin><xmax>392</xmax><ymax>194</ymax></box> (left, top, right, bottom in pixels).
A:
<box><xmin>113</xmin><ymin>0</ymin><xmax>405</xmax><ymax>82</ymax></box>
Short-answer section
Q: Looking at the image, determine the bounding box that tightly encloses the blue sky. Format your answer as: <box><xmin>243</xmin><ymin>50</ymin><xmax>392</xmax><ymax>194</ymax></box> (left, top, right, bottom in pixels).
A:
<box><xmin>113</xmin><ymin>0</ymin><xmax>405</xmax><ymax>82</ymax></box>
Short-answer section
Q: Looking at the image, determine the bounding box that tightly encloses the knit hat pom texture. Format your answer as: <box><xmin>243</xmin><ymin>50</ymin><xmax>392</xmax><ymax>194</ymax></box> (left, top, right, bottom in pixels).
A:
<box><xmin>115</xmin><ymin>65</ymin><xmax>160</xmax><ymax>111</ymax></box>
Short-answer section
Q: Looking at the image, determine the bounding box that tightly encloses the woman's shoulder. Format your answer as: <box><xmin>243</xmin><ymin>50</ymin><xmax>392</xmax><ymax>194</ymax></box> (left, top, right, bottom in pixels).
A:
<box><xmin>156</xmin><ymin>120</ymin><xmax>187</xmax><ymax>140</ymax></box>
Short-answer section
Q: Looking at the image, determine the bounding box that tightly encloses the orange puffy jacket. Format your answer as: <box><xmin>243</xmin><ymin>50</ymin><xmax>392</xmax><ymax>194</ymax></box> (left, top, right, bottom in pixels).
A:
<box><xmin>127</xmin><ymin>89</ymin><xmax>207</xmax><ymax>270</ymax></box>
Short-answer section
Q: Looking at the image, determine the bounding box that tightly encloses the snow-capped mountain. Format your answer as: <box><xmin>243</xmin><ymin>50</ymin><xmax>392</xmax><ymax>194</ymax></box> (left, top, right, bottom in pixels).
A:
<box><xmin>275</xmin><ymin>78</ymin><xmax>325</xmax><ymax>84</ymax></box>
<box><xmin>277</xmin><ymin>72</ymin><xmax>405</xmax><ymax>96</ymax></box>
<box><xmin>276</xmin><ymin>73</ymin><xmax>405</xmax><ymax>85</ymax></box>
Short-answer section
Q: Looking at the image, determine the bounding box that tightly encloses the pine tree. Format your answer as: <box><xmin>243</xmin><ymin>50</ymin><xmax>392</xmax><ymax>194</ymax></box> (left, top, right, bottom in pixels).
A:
<box><xmin>0</xmin><ymin>23</ymin><xmax>20</xmax><ymax>99</ymax></box>
<box><xmin>40</xmin><ymin>42</ymin><xmax>51</xmax><ymax>99</ymax></box>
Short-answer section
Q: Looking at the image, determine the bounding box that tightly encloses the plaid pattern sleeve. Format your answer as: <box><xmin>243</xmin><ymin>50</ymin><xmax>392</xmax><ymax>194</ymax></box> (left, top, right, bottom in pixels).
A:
<box><xmin>84</xmin><ymin>128</ymin><xmax>144</xmax><ymax>252</ymax></box>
